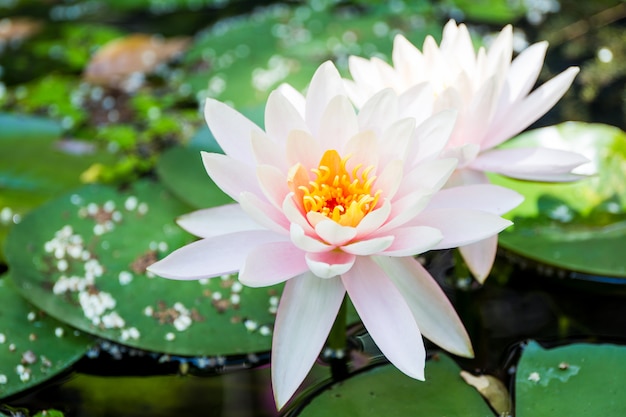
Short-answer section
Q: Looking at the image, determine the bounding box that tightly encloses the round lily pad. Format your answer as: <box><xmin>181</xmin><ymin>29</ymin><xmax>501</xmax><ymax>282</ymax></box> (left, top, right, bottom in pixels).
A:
<box><xmin>490</xmin><ymin>122</ymin><xmax>626</xmax><ymax>279</ymax></box>
<box><xmin>5</xmin><ymin>180</ymin><xmax>284</xmax><ymax>356</ymax></box>
<box><xmin>290</xmin><ymin>354</ymin><xmax>493</xmax><ymax>416</ymax></box>
<box><xmin>516</xmin><ymin>340</ymin><xmax>626</xmax><ymax>416</ymax></box>
<box><xmin>0</xmin><ymin>274</ymin><xmax>94</xmax><ymax>400</ymax></box>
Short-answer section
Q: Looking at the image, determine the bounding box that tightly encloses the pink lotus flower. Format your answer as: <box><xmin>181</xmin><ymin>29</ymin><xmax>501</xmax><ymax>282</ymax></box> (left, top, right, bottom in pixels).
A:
<box><xmin>346</xmin><ymin>20</ymin><xmax>588</xmax><ymax>281</ymax></box>
<box><xmin>148</xmin><ymin>61</ymin><xmax>521</xmax><ymax>409</ymax></box>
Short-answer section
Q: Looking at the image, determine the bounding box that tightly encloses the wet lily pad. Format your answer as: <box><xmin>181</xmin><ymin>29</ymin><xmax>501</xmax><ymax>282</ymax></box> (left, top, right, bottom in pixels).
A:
<box><xmin>490</xmin><ymin>122</ymin><xmax>626</xmax><ymax>278</ymax></box>
<box><xmin>5</xmin><ymin>180</ymin><xmax>284</xmax><ymax>356</ymax></box>
<box><xmin>516</xmin><ymin>341</ymin><xmax>626</xmax><ymax>416</ymax></box>
<box><xmin>0</xmin><ymin>113</ymin><xmax>113</xmax><ymax>261</ymax></box>
<box><xmin>0</xmin><ymin>274</ymin><xmax>94</xmax><ymax>400</ymax></box>
<box><xmin>293</xmin><ymin>354</ymin><xmax>494</xmax><ymax>416</ymax></box>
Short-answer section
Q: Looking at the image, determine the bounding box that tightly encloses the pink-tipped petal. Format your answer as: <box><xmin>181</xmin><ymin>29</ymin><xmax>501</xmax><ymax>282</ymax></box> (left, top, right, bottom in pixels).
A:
<box><xmin>375</xmin><ymin>256</ymin><xmax>473</xmax><ymax>357</ymax></box>
<box><xmin>147</xmin><ymin>230</ymin><xmax>286</xmax><ymax>280</ymax></box>
<box><xmin>285</xmin><ymin>129</ymin><xmax>321</xmax><ymax>170</ymax></box>
<box><xmin>315</xmin><ymin>220</ymin><xmax>357</xmax><ymax>246</ymax></box>
<box><xmin>272</xmin><ymin>273</ymin><xmax>345</xmax><ymax>409</ymax></box>
<box><xmin>341</xmin><ymin>236</ymin><xmax>394</xmax><ymax>255</ymax></box>
<box><xmin>257</xmin><ymin>164</ymin><xmax>290</xmax><ymax>209</ymax></box>
<box><xmin>240</xmin><ymin>242</ymin><xmax>308</xmax><ymax>287</ymax></box>
<box><xmin>290</xmin><ymin>223</ymin><xmax>333</xmax><ymax>253</ymax></box>
<box><xmin>503</xmin><ymin>41</ymin><xmax>548</xmax><ymax>103</ymax></box>
<box><xmin>176</xmin><ymin>204</ymin><xmax>263</xmax><ymax>238</ymax></box>
<box><xmin>379</xmin><ymin>226</ymin><xmax>442</xmax><ymax>256</ymax></box>
<box><xmin>470</xmin><ymin>147</ymin><xmax>589</xmax><ymax>181</ymax></box>
<box><xmin>239</xmin><ymin>192</ymin><xmax>290</xmax><ymax>233</ymax></box>
<box><xmin>374</xmin><ymin>159</ymin><xmax>404</xmax><ymax>201</ymax></box>
<box><xmin>204</xmin><ymin>99</ymin><xmax>263</xmax><ymax>165</ymax></box>
<box><xmin>459</xmin><ymin>235</ymin><xmax>498</xmax><ymax>283</ymax></box>
<box><xmin>396</xmin><ymin>158</ymin><xmax>457</xmax><ymax>200</ymax></box>
<box><xmin>306</xmin><ymin>251</ymin><xmax>356</xmax><ymax>279</ymax></box>
<box><xmin>377</xmin><ymin>190</ymin><xmax>433</xmax><ymax>233</ymax></box>
<box><xmin>342</xmin><ymin>257</ymin><xmax>426</xmax><ymax>380</ymax></box>
<box><xmin>201</xmin><ymin>152</ymin><xmax>261</xmax><ymax>201</ymax></box>
<box><xmin>426</xmin><ymin>184</ymin><xmax>523</xmax><ymax>215</ymax></box>
<box><xmin>417</xmin><ymin>208</ymin><xmax>512</xmax><ymax>249</ymax></box>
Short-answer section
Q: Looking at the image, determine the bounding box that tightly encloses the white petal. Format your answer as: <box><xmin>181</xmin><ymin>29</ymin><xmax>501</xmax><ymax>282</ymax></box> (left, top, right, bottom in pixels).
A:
<box><xmin>257</xmin><ymin>164</ymin><xmax>290</xmax><ymax>209</ymax></box>
<box><xmin>272</xmin><ymin>273</ymin><xmax>345</xmax><ymax>409</ymax></box>
<box><xmin>470</xmin><ymin>147</ymin><xmax>589</xmax><ymax>181</ymax></box>
<box><xmin>239</xmin><ymin>241</ymin><xmax>309</xmax><ymax>287</ymax></box>
<box><xmin>204</xmin><ymin>98</ymin><xmax>263</xmax><ymax>165</ymax></box>
<box><xmin>318</xmin><ymin>95</ymin><xmax>359</xmax><ymax>152</ymax></box>
<box><xmin>355</xmin><ymin>199</ymin><xmax>392</xmax><ymax>237</ymax></box>
<box><xmin>342</xmin><ymin>257</ymin><xmax>425</xmax><ymax>380</ymax></box>
<box><xmin>239</xmin><ymin>192</ymin><xmax>290</xmax><ymax>234</ymax></box>
<box><xmin>315</xmin><ymin>220</ymin><xmax>357</xmax><ymax>246</ymax></box>
<box><xmin>306</xmin><ymin>251</ymin><xmax>356</xmax><ymax>279</ymax></box>
<box><xmin>265</xmin><ymin>90</ymin><xmax>308</xmax><ymax>145</ymax></box>
<box><xmin>277</xmin><ymin>83</ymin><xmax>306</xmax><ymax>116</ymax></box>
<box><xmin>251</xmin><ymin>130</ymin><xmax>287</xmax><ymax>171</ymax></box>
<box><xmin>459</xmin><ymin>236</ymin><xmax>498</xmax><ymax>283</ymax></box>
<box><xmin>379</xmin><ymin>226</ymin><xmax>442</xmax><ymax>256</ymax></box>
<box><xmin>201</xmin><ymin>152</ymin><xmax>261</xmax><ymax>201</ymax></box>
<box><xmin>416</xmin><ymin>208</ymin><xmax>512</xmax><ymax>249</ymax></box>
<box><xmin>375</xmin><ymin>256</ymin><xmax>473</xmax><ymax>357</ymax></box>
<box><xmin>176</xmin><ymin>204</ymin><xmax>264</xmax><ymax>238</ymax></box>
<box><xmin>290</xmin><ymin>223</ymin><xmax>333</xmax><ymax>253</ymax></box>
<box><xmin>426</xmin><ymin>184</ymin><xmax>524</xmax><ymax>215</ymax></box>
<box><xmin>484</xmin><ymin>67</ymin><xmax>579</xmax><ymax>149</ymax></box>
<box><xmin>147</xmin><ymin>230</ymin><xmax>286</xmax><ymax>280</ymax></box>
<box><xmin>341</xmin><ymin>236</ymin><xmax>394</xmax><ymax>255</ymax></box>
<box><xmin>306</xmin><ymin>61</ymin><xmax>345</xmax><ymax>136</ymax></box>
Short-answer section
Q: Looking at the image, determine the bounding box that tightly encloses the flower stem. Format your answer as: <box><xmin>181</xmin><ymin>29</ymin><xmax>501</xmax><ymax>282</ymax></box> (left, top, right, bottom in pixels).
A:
<box><xmin>326</xmin><ymin>295</ymin><xmax>348</xmax><ymax>381</ymax></box>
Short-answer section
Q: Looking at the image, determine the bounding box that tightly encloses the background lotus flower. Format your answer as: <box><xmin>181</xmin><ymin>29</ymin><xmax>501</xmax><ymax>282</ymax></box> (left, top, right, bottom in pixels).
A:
<box><xmin>345</xmin><ymin>20</ymin><xmax>588</xmax><ymax>281</ymax></box>
<box><xmin>148</xmin><ymin>61</ymin><xmax>521</xmax><ymax>409</ymax></box>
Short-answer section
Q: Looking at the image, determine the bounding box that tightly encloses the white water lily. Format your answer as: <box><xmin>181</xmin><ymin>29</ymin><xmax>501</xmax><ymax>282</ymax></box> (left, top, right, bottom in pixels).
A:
<box><xmin>346</xmin><ymin>20</ymin><xmax>588</xmax><ymax>281</ymax></box>
<box><xmin>148</xmin><ymin>61</ymin><xmax>521</xmax><ymax>409</ymax></box>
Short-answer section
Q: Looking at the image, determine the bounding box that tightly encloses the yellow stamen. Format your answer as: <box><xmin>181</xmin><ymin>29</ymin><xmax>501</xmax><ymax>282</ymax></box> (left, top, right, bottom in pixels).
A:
<box><xmin>288</xmin><ymin>150</ymin><xmax>381</xmax><ymax>227</ymax></box>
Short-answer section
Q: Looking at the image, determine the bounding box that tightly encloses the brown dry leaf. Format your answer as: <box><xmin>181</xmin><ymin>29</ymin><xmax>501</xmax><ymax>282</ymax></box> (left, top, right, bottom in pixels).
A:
<box><xmin>0</xmin><ymin>17</ymin><xmax>42</xmax><ymax>43</ymax></box>
<box><xmin>83</xmin><ymin>34</ymin><xmax>190</xmax><ymax>89</ymax></box>
<box><xmin>460</xmin><ymin>370</ymin><xmax>512</xmax><ymax>416</ymax></box>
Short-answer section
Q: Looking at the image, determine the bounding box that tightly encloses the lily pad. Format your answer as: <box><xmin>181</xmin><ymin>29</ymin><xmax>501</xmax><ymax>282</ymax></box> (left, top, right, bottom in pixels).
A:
<box><xmin>0</xmin><ymin>113</ymin><xmax>113</xmax><ymax>261</ymax></box>
<box><xmin>0</xmin><ymin>274</ymin><xmax>93</xmax><ymax>400</ymax></box>
<box><xmin>516</xmin><ymin>341</ymin><xmax>626</xmax><ymax>416</ymax></box>
<box><xmin>293</xmin><ymin>354</ymin><xmax>494</xmax><ymax>416</ymax></box>
<box><xmin>490</xmin><ymin>122</ymin><xmax>626</xmax><ymax>278</ymax></box>
<box><xmin>4</xmin><ymin>180</ymin><xmax>284</xmax><ymax>356</ymax></box>
<box><xmin>182</xmin><ymin>3</ymin><xmax>443</xmax><ymax>109</ymax></box>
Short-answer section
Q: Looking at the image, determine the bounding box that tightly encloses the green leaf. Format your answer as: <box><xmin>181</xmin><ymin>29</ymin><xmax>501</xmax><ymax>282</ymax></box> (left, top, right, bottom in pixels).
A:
<box><xmin>0</xmin><ymin>275</ymin><xmax>93</xmax><ymax>400</ymax></box>
<box><xmin>516</xmin><ymin>341</ymin><xmax>626</xmax><ymax>416</ymax></box>
<box><xmin>4</xmin><ymin>180</ymin><xmax>282</xmax><ymax>356</ymax></box>
<box><xmin>294</xmin><ymin>354</ymin><xmax>494</xmax><ymax>416</ymax></box>
<box><xmin>490</xmin><ymin>122</ymin><xmax>626</xmax><ymax>278</ymax></box>
<box><xmin>156</xmin><ymin>146</ymin><xmax>233</xmax><ymax>209</ymax></box>
<box><xmin>0</xmin><ymin>113</ymin><xmax>113</xmax><ymax>261</ymax></box>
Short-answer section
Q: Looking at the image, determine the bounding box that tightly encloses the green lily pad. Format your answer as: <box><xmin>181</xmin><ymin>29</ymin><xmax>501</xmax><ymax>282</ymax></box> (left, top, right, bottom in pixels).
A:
<box><xmin>294</xmin><ymin>354</ymin><xmax>494</xmax><ymax>416</ymax></box>
<box><xmin>0</xmin><ymin>274</ymin><xmax>93</xmax><ymax>400</ymax></box>
<box><xmin>0</xmin><ymin>113</ymin><xmax>113</xmax><ymax>261</ymax></box>
<box><xmin>156</xmin><ymin>146</ymin><xmax>233</xmax><ymax>209</ymax></box>
<box><xmin>182</xmin><ymin>3</ymin><xmax>442</xmax><ymax>109</ymax></box>
<box><xmin>490</xmin><ymin>122</ymin><xmax>626</xmax><ymax>278</ymax></box>
<box><xmin>516</xmin><ymin>341</ymin><xmax>626</xmax><ymax>416</ymax></box>
<box><xmin>4</xmin><ymin>180</ymin><xmax>284</xmax><ymax>356</ymax></box>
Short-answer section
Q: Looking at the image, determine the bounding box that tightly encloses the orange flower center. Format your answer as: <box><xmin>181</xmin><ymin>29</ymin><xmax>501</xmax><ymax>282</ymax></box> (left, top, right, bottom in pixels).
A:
<box><xmin>288</xmin><ymin>150</ymin><xmax>381</xmax><ymax>227</ymax></box>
